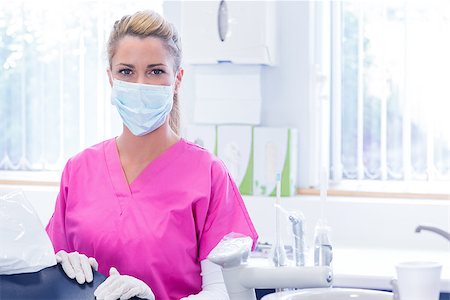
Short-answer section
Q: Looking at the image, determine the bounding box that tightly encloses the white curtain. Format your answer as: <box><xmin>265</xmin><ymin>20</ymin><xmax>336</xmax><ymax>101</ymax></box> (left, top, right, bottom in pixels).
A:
<box><xmin>333</xmin><ymin>0</ymin><xmax>450</xmax><ymax>182</ymax></box>
<box><xmin>0</xmin><ymin>0</ymin><xmax>162</xmax><ymax>171</ymax></box>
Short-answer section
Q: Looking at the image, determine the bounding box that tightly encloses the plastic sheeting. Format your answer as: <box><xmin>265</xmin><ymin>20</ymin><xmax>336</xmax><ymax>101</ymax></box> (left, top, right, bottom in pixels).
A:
<box><xmin>0</xmin><ymin>190</ymin><xmax>56</xmax><ymax>275</ymax></box>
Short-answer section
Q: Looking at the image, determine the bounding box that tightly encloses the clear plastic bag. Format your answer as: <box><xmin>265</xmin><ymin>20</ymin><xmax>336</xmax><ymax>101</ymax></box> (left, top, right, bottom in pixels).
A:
<box><xmin>0</xmin><ymin>190</ymin><xmax>56</xmax><ymax>274</ymax></box>
<box><xmin>207</xmin><ymin>232</ymin><xmax>253</xmax><ymax>268</ymax></box>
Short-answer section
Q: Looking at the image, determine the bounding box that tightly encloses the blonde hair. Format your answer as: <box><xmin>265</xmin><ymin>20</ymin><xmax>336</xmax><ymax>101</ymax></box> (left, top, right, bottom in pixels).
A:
<box><xmin>107</xmin><ymin>10</ymin><xmax>182</xmax><ymax>134</ymax></box>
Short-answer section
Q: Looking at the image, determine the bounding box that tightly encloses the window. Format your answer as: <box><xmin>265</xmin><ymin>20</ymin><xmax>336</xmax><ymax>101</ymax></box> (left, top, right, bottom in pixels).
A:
<box><xmin>330</xmin><ymin>1</ymin><xmax>450</xmax><ymax>192</ymax></box>
<box><xmin>0</xmin><ymin>0</ymin><xmax>162</xmax><ymax>172</ymax></box>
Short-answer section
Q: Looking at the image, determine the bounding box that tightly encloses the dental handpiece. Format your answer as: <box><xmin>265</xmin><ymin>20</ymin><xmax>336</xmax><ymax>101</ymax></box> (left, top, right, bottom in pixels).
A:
<box><xmin>289</xmin><ymin>215</ymin><xmax>305</xmax><ymax>267</ymax></box>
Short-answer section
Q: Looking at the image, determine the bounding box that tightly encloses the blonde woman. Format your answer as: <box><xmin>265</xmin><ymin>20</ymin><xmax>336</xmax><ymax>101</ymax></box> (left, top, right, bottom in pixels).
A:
<box><xmin>46</xmin><ymin>10</ymin><xmax>258</xmax><ymax>300</ymax></box>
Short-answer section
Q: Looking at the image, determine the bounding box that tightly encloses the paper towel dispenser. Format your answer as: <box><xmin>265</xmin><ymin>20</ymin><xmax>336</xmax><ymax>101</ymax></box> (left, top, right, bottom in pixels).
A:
<box><xmin>181</xmin><ymin>1</ymin><xmax>277</xmax><ymax>65</ymax></box>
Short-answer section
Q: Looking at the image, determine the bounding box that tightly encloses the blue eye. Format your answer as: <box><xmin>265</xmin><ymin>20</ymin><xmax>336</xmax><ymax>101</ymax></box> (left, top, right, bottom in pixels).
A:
<box><xmin>151</xmin><ymin>69</ymin><xmax>164</xmax><ymax>75</ymax></box>
<box><xmin>119</xmin><ymin>69</ymin><xmax>133</xmax><ymax>75</ymax></box>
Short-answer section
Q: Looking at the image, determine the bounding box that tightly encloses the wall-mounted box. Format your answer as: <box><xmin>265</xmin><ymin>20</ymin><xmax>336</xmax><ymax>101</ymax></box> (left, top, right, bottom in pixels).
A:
<box><xmin>217</xmin><ymin>125</ymin><xmax>253</xmax><ymax>195</ymax></box>
<box><xmin>193</xmin><ymin>64</ymin><xmax>262</xmax><ymax>125</ymax></box>
<box><xmin>181</xmin><ymin>1</ymin><xmax>277</xmax><ymax>65</ymax></box>
<box><xmin>253</xmin><ymin>127</ymin><xmax>297</xmax><ymax>196</ymax></box>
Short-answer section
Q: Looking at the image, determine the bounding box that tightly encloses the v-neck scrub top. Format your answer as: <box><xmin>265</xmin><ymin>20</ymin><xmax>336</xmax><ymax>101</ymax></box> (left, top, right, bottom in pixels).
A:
<box><xmin>46</xmin><ymin>138</ymin><xmax>258</xmax><ymax>300</ymax></box>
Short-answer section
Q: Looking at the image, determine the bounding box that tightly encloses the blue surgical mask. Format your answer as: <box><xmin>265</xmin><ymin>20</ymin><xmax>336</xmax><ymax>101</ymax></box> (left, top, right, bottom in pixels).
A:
<box><xmin>111</xmin><ymin>79</ymin><xmax>174</xmax><ymax>136</ymax></box>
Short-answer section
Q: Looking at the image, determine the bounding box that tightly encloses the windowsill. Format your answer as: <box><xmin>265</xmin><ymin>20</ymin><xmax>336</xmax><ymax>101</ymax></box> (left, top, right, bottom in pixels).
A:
<box><xmin>0</xmin><ymin>171</ymin><xmax>60</xmax><ymax>187</ymax></box>
<box><xmin>0</xmin><ymin>171</ymin><xmax>448</xmax><ymax>200</ymax></box>
<box><xmin>299</xmin><ymin>180</ymin><xmax>450</xmax><ymax>200</ymax></box>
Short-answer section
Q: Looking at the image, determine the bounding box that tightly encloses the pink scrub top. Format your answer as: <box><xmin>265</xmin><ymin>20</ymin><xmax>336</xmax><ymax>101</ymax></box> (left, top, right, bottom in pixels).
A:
<box><xmin>46</xmin><ymin>138</ymin><xmax>258</xmax><ymax>300</ymax></box>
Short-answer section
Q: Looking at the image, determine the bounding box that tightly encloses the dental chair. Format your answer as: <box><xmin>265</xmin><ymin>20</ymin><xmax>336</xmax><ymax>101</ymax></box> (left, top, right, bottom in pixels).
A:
<box><xmin>0</xmin><ymin>190</ymin><xmax>142</xmax><ymax>299</ymax></box>
<box><xmin>0</xmin><ymin>264</ymin><xmax>141</xmax><ymax>299</ymax></box>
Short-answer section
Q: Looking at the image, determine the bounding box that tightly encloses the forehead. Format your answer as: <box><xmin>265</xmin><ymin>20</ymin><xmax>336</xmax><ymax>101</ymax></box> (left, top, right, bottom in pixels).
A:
<box><xmin>112</xmin><ymin>35</ymin><xmax>173</xmax><ymax>66</ymax></box>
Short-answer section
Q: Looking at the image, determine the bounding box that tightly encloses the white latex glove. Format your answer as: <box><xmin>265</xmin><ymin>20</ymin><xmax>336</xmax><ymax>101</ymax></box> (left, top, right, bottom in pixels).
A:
<box><xmin>94</xmin><ymin>267</ymin><xmax>155</xmax><ymax>300</ymax></box>
<box><xmin>56</xmin><ymin>250</ymin><xmax>99</xmax><ymax>284</ymax></box>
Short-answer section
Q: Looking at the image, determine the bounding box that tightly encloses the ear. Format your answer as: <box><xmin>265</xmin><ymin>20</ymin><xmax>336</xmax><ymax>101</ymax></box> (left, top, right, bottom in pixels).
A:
<box><xmin>107</xmin><ymin>69</ymin><xmax>113</xmax><ymax>87</ymax></box>
<box><xmin>174</xmin><ymin>68</ymin><xmax>184</xmax><ymax>94</ymax></box>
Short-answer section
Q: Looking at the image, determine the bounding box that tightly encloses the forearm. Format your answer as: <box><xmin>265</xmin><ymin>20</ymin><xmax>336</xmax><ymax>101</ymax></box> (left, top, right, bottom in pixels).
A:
<box><xmin>180</xmin><ymin>260</ymin><xmax>229</xmax><ymax>300</ymax></box>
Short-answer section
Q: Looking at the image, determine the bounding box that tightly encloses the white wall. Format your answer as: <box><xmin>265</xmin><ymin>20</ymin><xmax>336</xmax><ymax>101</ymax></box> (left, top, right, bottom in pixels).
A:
<box><xmin>244</xmin><ymin>196</ymin><xmax>450</xmax><ymax>252</ymax></box>
<box><xmin>164</xmin><ymin>1</ymin><xmax>316</xmax><ymax>188</ymax></box>
<box><xmin>2</xmin><ymin>185</ymin><xmax>449</xmax><ymax>255</ymax></box>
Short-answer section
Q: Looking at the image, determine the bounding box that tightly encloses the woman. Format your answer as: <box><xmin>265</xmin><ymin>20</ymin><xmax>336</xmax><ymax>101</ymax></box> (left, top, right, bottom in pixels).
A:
<box><xmin>46</xmin><ymin>10</ymin><xmax>258</xmax><ymax>300</ymax></box>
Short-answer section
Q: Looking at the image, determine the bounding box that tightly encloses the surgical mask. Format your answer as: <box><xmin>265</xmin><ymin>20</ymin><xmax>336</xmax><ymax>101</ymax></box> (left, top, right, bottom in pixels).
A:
<box><xmin>111</xmin><ymin>79</ymin><xmax>173</xmax><ymax>136</ymax></box>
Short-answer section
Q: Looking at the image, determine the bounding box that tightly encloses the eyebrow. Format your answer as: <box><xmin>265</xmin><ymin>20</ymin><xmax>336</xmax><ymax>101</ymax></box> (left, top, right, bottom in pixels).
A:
<box><xmin>115</xmin><ymin>63</ymin><xmax>166</xmax><ymax>68</ymax></box>
<box><xmin>116</xmin><ymin>63</ymin><xmax>134</xmax><ymax>68</ymax></box>
<box><xmin>147</xmin><ymin>63</ymin><xmax>166</xmax><ymax>68</ymax></box>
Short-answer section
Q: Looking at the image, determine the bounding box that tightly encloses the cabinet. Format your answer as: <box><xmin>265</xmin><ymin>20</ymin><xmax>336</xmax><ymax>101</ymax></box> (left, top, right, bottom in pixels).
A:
<box><xmin>181</xmin><ymin>1</ymin><xmax>277</xmax><ymax>65</ymax></box>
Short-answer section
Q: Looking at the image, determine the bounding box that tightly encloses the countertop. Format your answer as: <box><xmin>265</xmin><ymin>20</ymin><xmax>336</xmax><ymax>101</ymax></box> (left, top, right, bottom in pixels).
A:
<box><xmin>332</xmin><ymin>248</ymin><xmax>450</xmax><ymax>293</ymax></box>
<box><xmin>249</xmin><ymin>247</ymin><xmax>450</xmax><ymax>293</ymax></box>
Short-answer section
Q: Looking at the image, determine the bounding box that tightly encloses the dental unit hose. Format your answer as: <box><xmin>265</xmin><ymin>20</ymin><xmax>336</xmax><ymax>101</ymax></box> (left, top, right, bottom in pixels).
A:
<box><xmin>272</xmin><ymin>173</ymin><xmax>287</xmax><ymax>268</ymax></box>
<box><xmin>314</xmin><ymin>168</ymin><xmax>333</xmax><ymax>267</ymax></box>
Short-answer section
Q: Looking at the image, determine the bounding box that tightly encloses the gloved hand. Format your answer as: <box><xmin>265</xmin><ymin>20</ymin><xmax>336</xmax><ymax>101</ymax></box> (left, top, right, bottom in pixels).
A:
<box><xmin>55</xmin><ymin>250</ymin><xmax>99</xmax><ymax>284</ymax></box>
<box><xmin>94</xmin><ymin>267</ymin><xmax>155</xmax><ymax>300</ymax></box>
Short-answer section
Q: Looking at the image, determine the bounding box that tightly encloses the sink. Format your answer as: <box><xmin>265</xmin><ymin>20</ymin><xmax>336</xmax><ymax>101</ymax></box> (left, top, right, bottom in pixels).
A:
<box><xmin>261</xmin><ymin>288</ymin><xmax>394</xmax><ymax>300</ymax></box>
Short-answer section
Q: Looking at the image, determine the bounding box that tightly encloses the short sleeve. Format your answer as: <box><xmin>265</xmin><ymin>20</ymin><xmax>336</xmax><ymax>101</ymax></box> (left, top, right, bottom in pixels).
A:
<box><xmin>197</xmin><ymin>159</ymin><xmax>258</xmax><ymax>261</ymax></box>
<box><xmin>45</xmin><ymin>160</ymin><xmax>71</xmax><ymax>252</ymax></box>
